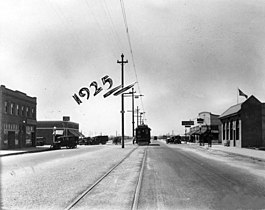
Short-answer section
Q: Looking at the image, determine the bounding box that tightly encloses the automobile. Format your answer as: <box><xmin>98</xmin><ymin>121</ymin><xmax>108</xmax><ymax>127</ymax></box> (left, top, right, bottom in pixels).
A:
<box><xmin>36</xmin><ymin>137</ymin><xmax>46</xmax><ymax>146</ymax></box>
<box><xmin>166</xmin><ymin>137</ymin><xmax>174</xmax><ymax>144</ymax></box>
<box><xmin>174</xmin><ymin>135</ymin><xmax>182</xmax><ymax>144</ymax></box>
<box><xmin>154</xmin><ymin>136</ymin><xmax>158</xmax><ymax>140</ymax></box>
<box><xmin>166</xmin><ymin>136</ymin><xmax>181</xmax><ymax>144</ymax></box>
<box><xmin>79</xmin><ymin>137</ymin><xmax>92</xmax><ymax>145</ymax></box>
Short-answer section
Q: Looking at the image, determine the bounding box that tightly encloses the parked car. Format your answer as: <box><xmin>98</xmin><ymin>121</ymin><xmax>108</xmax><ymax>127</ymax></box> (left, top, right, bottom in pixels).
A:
<box><xmin>166</xmin><ymin>137</ymin><xmax>174</xmax><ymax>144</ymax></box>
<box><xmin>36</xmin><ymin>137</ymin><xmax>46</xmax><ymax>146</ymax></box>
<box><xmin>174</xmin><ymin>135</ymin><xmax>182</xmax><ymax>144</ymax></box>
<box><xmin>79</xmin><ymin>137</ymin><xmax>92</xmax><ymax>145</ymax></box>
<box><xmin>166</xmin><ymin>136</ymin><xmax>181</xmax><ymax>144</ymax></box>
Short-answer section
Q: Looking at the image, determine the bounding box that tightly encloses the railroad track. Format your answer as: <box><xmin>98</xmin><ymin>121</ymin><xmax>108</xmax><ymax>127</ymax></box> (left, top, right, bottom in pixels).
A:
<box><xmin>64</xmin><ymin>146</ymin><xmax>147</xmax><ymax>210</ymax></box>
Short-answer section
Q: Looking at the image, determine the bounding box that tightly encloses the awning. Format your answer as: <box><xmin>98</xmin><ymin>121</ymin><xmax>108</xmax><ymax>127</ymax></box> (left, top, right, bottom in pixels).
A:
<box><xmin>68</xmin><ymin>129</ymin><xmax>84</xmax><ymax>137</ymax></box>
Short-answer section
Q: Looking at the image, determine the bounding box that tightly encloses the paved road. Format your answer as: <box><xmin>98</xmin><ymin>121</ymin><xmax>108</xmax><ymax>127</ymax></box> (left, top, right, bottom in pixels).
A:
<box><xmin>138</xmin><ymin>141</ymin><xmax>265</xmax><ymax>210</ymax></box>
<box><xmin>1</xmin><ymin>142</ymin><xmax>265</xmax><ymax>210</ymax></box>
<box><xmin>0</xmin><ymin>145</ymin><xmax>136</xmax><ymax>210</ymax></box>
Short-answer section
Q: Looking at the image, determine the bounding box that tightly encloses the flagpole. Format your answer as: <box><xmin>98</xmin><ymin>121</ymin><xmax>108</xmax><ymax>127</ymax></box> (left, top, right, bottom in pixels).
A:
<box><xmin>237</xmin><ymin>88</ymin><xmax>239</xmax><ymax>104</ymax></box>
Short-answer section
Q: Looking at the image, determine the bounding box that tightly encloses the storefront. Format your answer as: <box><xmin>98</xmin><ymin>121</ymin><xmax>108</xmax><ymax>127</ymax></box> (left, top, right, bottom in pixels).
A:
<box><xmin>0</xmin><ymin>85</ymin><xmax>37</xmax><ymax>149</ymax></box>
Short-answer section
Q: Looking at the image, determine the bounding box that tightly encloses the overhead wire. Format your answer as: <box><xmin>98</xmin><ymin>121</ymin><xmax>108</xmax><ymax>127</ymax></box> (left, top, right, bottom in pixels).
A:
<box><xmin>119</xmin><ymin>0</ymin><xmax>146</xmax><ymax>119</ymax></box>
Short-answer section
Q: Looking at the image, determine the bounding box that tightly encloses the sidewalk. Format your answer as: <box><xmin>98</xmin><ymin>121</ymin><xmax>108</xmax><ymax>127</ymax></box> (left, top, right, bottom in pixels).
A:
<box><xmin>188</xmin><ymin>142</ymin><xmax>265</xmax><ymax>161</ymax></box>
<box><xmin>0</xmin><ymin>146</ymin><xmax>51</xmax><ymax>157</ymax></box>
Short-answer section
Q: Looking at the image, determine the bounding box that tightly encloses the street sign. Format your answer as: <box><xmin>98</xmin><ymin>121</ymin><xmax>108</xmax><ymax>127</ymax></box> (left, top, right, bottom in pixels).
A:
<box><xmin>181</xmin><ymin>121</ymin><xmax>194</xmax><ymax>126</ymax></box>
<box><xmin>197</xmin><ymin>118</ymin><xmax>204</xmax><ymax>124</ymax></box>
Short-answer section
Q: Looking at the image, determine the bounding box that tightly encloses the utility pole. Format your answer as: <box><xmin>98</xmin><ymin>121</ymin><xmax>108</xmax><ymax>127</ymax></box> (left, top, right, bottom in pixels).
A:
<box><xmin>124</xmin><ymin>88</ymin><xmax>136</xmax><ymax>137</ymax></box>
<box><xmin>136</xmin><ymin>106</ymin><xmax>139</xmax><ymax>127</ymax></box>
<box><xmin>117</xmin><ymin>54</ymin><xmax>128</xmax><ymax>149</ymax></box>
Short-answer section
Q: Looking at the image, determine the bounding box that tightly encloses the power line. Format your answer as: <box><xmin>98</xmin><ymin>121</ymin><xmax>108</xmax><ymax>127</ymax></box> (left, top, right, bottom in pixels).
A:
<box><xmin>119</xmin><ymin>0</ymin><xmax>145</xmax><ymax>118</ymax></box>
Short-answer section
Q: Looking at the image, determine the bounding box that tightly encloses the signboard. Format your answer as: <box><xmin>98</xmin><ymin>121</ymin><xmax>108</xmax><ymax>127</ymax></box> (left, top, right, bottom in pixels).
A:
<box><xmin>181</xmin><ymin>121</ymin><xmax>194</xmax><ymax>126</ymax></box>
<box><xmin>63</xmin><ymin>116</ymin><xmax>70</xmax><ymax>121</ymax></box>
<box><xmin>197</xmin><ymin>118</ymin><xmax>204</xmax><ymax>124</ymax></box>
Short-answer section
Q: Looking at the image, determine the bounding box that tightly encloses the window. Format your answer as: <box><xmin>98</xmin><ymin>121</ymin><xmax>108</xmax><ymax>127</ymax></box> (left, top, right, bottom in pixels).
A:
<box><xmin>230</xmin><ymin>121</ymin><xmax>233</xmax><ymax>140</ymax></box>
<box><xmin>11</xmin><ymin>103</ymin><xmax>14</xmax><ymax>115</ymax></box>
<box><xmin>226</xmin><ymin>122</ymin><xmax>229</xmax><ymax>140</ymax></box>
<box><xmin>236</xmin><ymin>120</ymin><xmax>239</xmax><ymax>140</ymax></box>
<box><xmin>223</xmin><ymin>124</ymin><xmax>225</xmax><ymax>140</ymax></box>
<box><xmin>32</xmin><ymin>108</ymin><xmax>35</xmax><ymax>118</ymax></box>
<box><xmin>21</xmin><ymin>106</ymin><xmax>24</xmax><ymax>116</ymax></box>
<box><xmin>26</xmin><ymin>107</ymin><xmax>29</xmax><ymax>117</ymax></box>
<box><xmin>16</xmin><ymin>105</ymin><xmax>19</xmax><ymax>115</ymax></box>
<box><xmin>5</xmin><ymin>102</ymin><xmax>8</xmax><ymax>113</ymax></box>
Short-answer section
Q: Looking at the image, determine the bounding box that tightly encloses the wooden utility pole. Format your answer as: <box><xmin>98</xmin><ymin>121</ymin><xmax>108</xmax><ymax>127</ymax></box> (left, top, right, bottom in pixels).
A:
<box><xmin>117</xmin><ymin>54</ymin><xmax>128</xmax><ymax>148</ymax></box>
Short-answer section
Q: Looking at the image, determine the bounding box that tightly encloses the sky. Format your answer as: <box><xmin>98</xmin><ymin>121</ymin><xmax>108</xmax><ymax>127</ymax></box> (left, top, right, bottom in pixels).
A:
<box><xmin>1</xmin><ymin>0</ymin><xmax>265</xmax><ymax>136</ymax></box>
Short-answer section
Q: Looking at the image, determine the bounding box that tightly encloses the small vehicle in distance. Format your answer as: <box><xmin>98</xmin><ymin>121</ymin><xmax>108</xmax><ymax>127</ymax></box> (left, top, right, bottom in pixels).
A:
<box><xmin>36</xmin><ymin>137</ymin><xmax>46</xmax><ymax>146</ymax></box>
<box><xmin>166</xmin><ymin>136</ymin><xmax>182</xmax><ymax>144</ymax></box>
<box><xmin>79</xmin><ymin>137</ymin><xmax>92</xmax><ymax>145</ymax></box>
<box><xmin>52</xmin><ymin>135</ymin><xmax>78</xmax><ymax>149</ymax></box>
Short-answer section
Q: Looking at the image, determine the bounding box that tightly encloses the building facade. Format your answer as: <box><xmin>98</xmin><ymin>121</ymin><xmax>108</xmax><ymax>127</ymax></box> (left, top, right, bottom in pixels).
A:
<box><xmin>189</xmin><ymin>112</ymin><xmax>221</xmax><ymax>143</ymax></box>
<box><xmin>37</xmin><ymin>117</ymin><xmax>82</xmax><ymax>145</ymax></box>
<box><xmin>219</xmin><ymin>95</ymin><xmax>265</xmax><ymax>148</ymax></box>
<box><xmin>0</xmin><ymin>85</ymin><xmax>37</xmax><ymax>149</ymax></box>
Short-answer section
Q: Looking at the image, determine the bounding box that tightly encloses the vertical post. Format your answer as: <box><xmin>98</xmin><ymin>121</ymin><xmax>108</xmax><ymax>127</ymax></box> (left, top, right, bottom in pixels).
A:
<box><xmin>117</xmin><ymin>54</ymin><xmax>128</xmax><ymax>148</ymax></box>
<box><xmin>136</xmin><ymin>106</ymin><xmax>139</xmax><ymax>127</ymax></box>
<box><xmin>132</xmin><ymin>88</ymin><xmax>135</xmax><ymax>137</ymax></box>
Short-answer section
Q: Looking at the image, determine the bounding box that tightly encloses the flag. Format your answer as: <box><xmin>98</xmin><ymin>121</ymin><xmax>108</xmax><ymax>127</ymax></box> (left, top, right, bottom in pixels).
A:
<box><xmin>238</xmin><ymin>88</ymin><xmax>248</xmax><ymax>99</ymax></box>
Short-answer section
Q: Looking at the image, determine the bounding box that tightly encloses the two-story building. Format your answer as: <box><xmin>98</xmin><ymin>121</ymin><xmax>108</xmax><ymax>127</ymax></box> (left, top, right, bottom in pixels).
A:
<box><xmin>0</xmin><ymin>85</ymin><xmax>37</xmax><ymax>149</ymax></box>
<box><xmin>189</xmin><ymin>112</ymin><xmax>221</xmax><ymax>143</ymax></box>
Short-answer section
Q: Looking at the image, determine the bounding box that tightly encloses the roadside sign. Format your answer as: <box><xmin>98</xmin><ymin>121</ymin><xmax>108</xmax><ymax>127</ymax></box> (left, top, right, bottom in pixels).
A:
<box><xmin>181</xmin><ymin>121</ymin><xmax>194</xmax><ymax>126</ymax></box>
<box><xmin>197</xmin><ymin>118</ymin><xmax>204</xmax><ymax>124</ymax></box>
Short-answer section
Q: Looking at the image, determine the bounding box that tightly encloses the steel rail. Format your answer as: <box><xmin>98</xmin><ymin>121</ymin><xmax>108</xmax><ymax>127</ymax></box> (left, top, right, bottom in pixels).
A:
<box><xmin>131</xmin><ymin>146</ymin><xmax>147</xmax><ymax>210</ymax></box>
<box><xmin>64</xmin><ymin>146</ymin><xmax>138</xmax><ymax>210</ymax></box>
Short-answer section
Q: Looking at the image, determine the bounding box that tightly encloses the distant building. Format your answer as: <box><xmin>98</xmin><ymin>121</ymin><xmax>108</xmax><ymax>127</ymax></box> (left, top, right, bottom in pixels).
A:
<box><xmin>36</xmin><ymin>116</ymin><xmax>83</xmax><ymax>145</ymax></box>
<box><xmin>0</xmin><ymin>85</ymin><xmax>37</xmax><ymax>149</ymax></box>
<box><xmin>219</xmin><ymin>95</ymin><xmax>265</xmax><ymax>148</ymax></box>
<box><xmin>189</xmin><ymin>112</ymin><xmax>221</xmax><ymax>143</ymax></box>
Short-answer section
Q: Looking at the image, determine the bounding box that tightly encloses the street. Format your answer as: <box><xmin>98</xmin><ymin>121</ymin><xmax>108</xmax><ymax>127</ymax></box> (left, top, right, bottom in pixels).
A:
<box><xmin>1</xmin><ymin>141</ymin><xmax>265</xmax><ymax>210</ymax></box>
<box><xmin>139</xmin><ymin>141</ymin><xmax>265</xmax><ymax>210</ymax></box>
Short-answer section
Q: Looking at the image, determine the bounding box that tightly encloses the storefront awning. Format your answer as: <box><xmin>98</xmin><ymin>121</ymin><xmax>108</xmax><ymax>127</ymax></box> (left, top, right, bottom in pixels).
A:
<box><xmin>68</xmin><ymin>129</ymin><xmax>84</xmax><ymax>137</ymax></box>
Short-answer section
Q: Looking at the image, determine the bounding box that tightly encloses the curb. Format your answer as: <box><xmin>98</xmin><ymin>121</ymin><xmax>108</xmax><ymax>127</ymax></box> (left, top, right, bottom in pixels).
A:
<box><xmin>198</xmin><ymin>146</ymin><xmax>265</xmax><ymax>162</ymax></box>
<box><xmin>0</xmin><ymin>148</ymin><xmax>51</xmax><ymax>157</ymax></box>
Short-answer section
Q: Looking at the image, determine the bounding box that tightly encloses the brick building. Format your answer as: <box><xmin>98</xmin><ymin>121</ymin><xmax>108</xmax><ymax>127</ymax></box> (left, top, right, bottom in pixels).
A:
<box><xmin>37</xmin><ymin>117</ymin><xmax>82</xmax><ymax>145</ymax></box>
<box><xmin>0</xmin><ymin>85</ymin><xmax>37</xmax><ymax>149</ymax></box>
<box><xmin>219</xmin><ymin>95</ymin><xmax>265</xmax><ymax>148</ymax></box>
